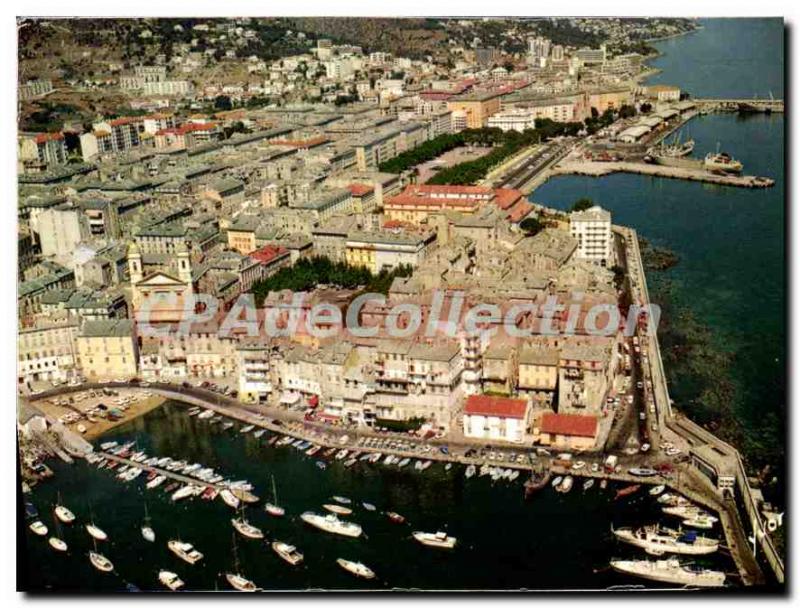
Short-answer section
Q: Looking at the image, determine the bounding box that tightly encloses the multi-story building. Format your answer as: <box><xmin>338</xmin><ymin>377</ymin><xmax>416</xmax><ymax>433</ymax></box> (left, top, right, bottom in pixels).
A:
<box><xmin>463</xmin><ymin>394</ymin><xmax>530</xmax><ymax>443</ymax></box>
<box><xmin>446</xmin><ymin>91</ymin><xmax>503</xmax><ymax>129</ymax></box>
<box><xmin>344</xmin><ymin>230</ymin><xmax>436</xmax><ymax>274</ymax></box>
<box><xmin>75</xmin><ymin>319</ymin><xmax>139</xmax><ymax>381</ymax></box>
<box><xmin>17</xmin><ymin>319</ymin><xmax>80</xmax><ymax>386</ymax></box>
<box><xmin>569</xmin><ymin>205</ymin><xmax>612</xmax><ymax>266</ymax></box>
<box><xmin>19</xmin><ymin>79</ymin><xmax>53</xmax><ymax>100</ymax></box>
<box><xmin>36</xmin><ymin>205</ymin><xmax>89</xmax><ymax>258</ymax></box>
<box><xmin>488</xmin><ymin>99</ymin><xmax>577</xmax><ymax>131</ymax></box>
<box><xmin>18</xmin><ymin>132</ymin><xmax>68</xmax><ymax>166</ymax></box>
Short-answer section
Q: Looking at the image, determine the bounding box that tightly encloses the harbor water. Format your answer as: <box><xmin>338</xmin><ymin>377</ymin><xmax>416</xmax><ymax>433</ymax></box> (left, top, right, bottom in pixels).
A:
<box><xmin>21</xmin><ymin>401</ymin><xmax>736</xmax><ymax>591</ymax></box>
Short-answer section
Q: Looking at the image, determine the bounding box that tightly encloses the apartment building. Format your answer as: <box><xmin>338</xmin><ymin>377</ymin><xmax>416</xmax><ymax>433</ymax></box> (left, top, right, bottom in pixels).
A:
<box><xmin>17</xmin><ymin>319</ymin><xmax>80</xmax><ymax>386</ymax></box>
<box><xmin>344</xmin><ymin>230</ymin><xmax>436</xmax><ymax>274</ymax></box>
<box><xmin>462</xmin><ymin>394</ymin><xmax>530</xmax><ymax>443</ymax></box>
<box><xmin>76</xmin><ymin>319</ymin><xmax>139</xmax><ymax>381</ymax></box>
<box><xmin>569</xmin><ymin>205</ymin><xmax>612</xmax><ymax>266</ymax></box>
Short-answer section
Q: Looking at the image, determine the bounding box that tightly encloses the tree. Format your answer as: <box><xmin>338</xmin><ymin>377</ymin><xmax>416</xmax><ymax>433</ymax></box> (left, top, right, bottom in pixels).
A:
<box><xmin>610</xmin><ymin>264</ymin><xmax>625</xmax><ymax>290</ymax></box>
<box><xmin>570</xmin><ymin>197</ymin><xmax>594</xmax><ymax>212</ymax></box>
<box><xmin>640</xmin><ymin>102</ymin><xmax>652</xmax><ymax>114</ymax></box>
<box><xmin>519</xmin><ymin>216</ymin><xmax>544</xmax><ymax>236</ymax></box>
<box><xmin>214</xmin><ymin>95</ymin><xmax>232</xmax><ymax>111</ymax></box>
<box><xmin>618</xmin><ymin>104</ymin><xmax>636</xmax><ymax>119</ymax></box>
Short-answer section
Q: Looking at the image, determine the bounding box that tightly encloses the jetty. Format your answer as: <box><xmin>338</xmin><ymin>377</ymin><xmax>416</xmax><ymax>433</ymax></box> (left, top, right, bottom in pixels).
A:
<box><xmin>551</xmin><ymin>160</ymin><xmax>774</xmax><ymax>189</ymax></box>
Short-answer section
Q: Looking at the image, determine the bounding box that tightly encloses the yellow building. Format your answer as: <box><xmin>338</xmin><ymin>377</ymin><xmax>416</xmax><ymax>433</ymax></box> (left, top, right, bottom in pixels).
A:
<box><xmin>588</xmin><ymin>87</ymin><xmax>633</xmax><ymax>113</ymax></box>
<box><xmin>76</xmin><ymin>319</ymin><xmax>139</xmax><ymax>380</ymax></box>
<box><xmin>447</xmin><ymin>91</ymin><xmax>503</xmax><ymax>129</ymax></box>
<box><xmin>345</xmin><ymin>230</ymin><xmax>436</xmax><ymax>274</ymax></box>
<box><xmin>517</xmin><ymin>346</ymin><xmax>559</xmax><ymax>394</ymax></box>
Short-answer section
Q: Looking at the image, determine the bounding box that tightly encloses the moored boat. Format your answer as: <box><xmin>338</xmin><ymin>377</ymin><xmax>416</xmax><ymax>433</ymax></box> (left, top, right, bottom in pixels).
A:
<box><xmin>232</xmin><ymin>518</ymin><xmax>264</xmax><ymax>540</ymax></box>
<box><xmin>48</xmin><ymin>537</ymin><xmax>68</xmax><ymax>552</ymax></box>
<box><xmin>220</xmin><ymin>489</ymin><xmax>241</xmax><ymax>509</ymax></box>
<box><xmin>29</xmin><ymin>521</ymin><xmax>48</xmax><ymax>536</ymax></box>
<box><xmin>337</xmin><ymin>558</ymin><xmax>376</xmax><ymax>579</ymax></box>
<box><xmin>649</xmin><ymin>484</ymin><xmax>666</xmax><ymax>496</ymax></box>
<box><xmin>168</xmin><ymin>540</ymin><xmax>204</xmax><ymax>564</ymax></box>
<box><xmin>86</xmin><ymin>523</ymin><xmax>108</xmax><ymax>541</ymax></box>
<box><xmin>465</xmin><ymin>464</ymin><xmax>476</xmax><ymax>479</ymax></box>
<box><xmin>324</xmin><ymin>503</ymin><xmax>353</xmax><ymax>516</ymax></box>
<box><xmin>615</xmin><ymin>484</ymin><xmax>641</xmax><ymax>500</ymax></box>
<box><xmin>387</xmin><ymin>511</ymin><xmax>406</xmax><ymax>524</ymax></box>
<box><xmin>412</xmin><ymin>530</ymin><xmax>457</xmax><ymax>549</ymax></box>
<box><xmin>272</xmin><ymin>541</ymin><xmax>304</xmax><ymax>566</ymax></box>
<box><xmin>89</xmin><ymin>551</ymin><xmax>114</xmax><ymax>572</ymax></box>
<box><xmin>158</xmin><ymin>570</ymin><xmax>184</xmax><ymax>591</ymax></box>
<box><xmin>225</xmin><ymin>573</ymin><xmax>258</xmax><ymax>592</ymax></box>
<box><xmin>54</xmin><ymin>505</ymin><xmax>76</xmax><ymax>524</ymax></box>
<box><xmin>610</xmin><ymin>558</ymin><xmax>725</xmax><ymax>588</ymax></box>
<box><xmin>301</xmin><ymin>512</ymin><xmax>362</xmax><ymax>538</ymax></box>
<box><xmin>612</xmin><ymin>525</ymin><xmax>719</xmax><ymax>556</ymax></box>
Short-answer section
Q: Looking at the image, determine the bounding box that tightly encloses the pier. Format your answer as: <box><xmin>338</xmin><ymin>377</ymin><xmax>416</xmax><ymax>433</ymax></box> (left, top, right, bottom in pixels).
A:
<box><xmin>550</xmin><ymin>160</ymin><xmax>774</xmax><ymax>189</ymax></box>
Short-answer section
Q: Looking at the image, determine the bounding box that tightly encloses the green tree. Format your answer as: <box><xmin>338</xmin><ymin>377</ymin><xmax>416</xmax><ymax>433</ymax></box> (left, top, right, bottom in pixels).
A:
<box><xmin>570</xmin><ymin>197</ymin><xmax>594</xmax><ymax>212</ymax></box>
<box><xmin>519</xmin><ymin>216</ymin><xmax>544</xmax><ymax>236</ymax></box>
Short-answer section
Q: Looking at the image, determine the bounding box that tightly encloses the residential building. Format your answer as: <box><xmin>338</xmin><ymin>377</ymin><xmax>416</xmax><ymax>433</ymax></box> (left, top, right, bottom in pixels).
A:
<box><xmin>569</xmin><ymin>205</ymin><xmax>612</xmax><ymax>265</ymax></box>
<box><xmin>75</xmin><ymin>319</ymin><xmax>139</xmax><ymax>381</ymax></box>
<box><xmin>462</xmin><ymin>394</ymin><xmax>530</xmax><ymax>443</ymax></box>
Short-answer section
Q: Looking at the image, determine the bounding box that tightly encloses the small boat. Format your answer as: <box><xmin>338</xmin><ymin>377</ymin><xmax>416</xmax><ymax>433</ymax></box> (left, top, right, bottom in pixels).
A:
<box><xmin>412</xmin><ymin>531</ymin><xmax>457</xmax><ymax>549</ymax></box>
<box><xmin>231</xmin><ymin>488</ymin><xmax>260</xmax><ymax>504</ymax></box>
<box><xmin>612</xmin><ymin>525</ymin><xmax>719</xmax><ymax>556</ymax></box>
<box><xmin>583</xmin><ymin>479</ymin><xmax>595</xmax><ymax>491</ymax></box>
<box><xmin>163</xmin><ymin>482</ymin><xmax>180</xmax><ymax>494</ymax></box>
<box><xmin>615</xmin><ymin>484</ymin><xmax>641</xmax><ymax>500</ymax></box>
<box><xmin>445</xmin><ymin>463</ymin><xmax>453</xmax><ymax>471</ymax></box>
<box><xmin>551</xmin><ymin>476</ymin><xmax>563</xmax><ymax>488</ymax></box>
<box><xmin>324</xmin><ymin>503</ymin><xmax>353</xmax><ymax>516</ymax></box>
<box><xmin>222</xmin><ymin>422</ymin><xmax>235</xmax><ymax>431</ymax></box>
<box><xmin>332</xmin><ymin>495</ymin><xmax>352</xmax><ymax>505</ymax></box>
<box><xmin>600</xmin><ymin>479</ymin><xmax>608</xmax><ymax>489</ymax></box>
<box><xmin>272</xmin><ymin>541</ymin><xmax>304</xmax><ymax>566</ymax></box>
<box><xmin>29</xmin><ymin>520</ymin><xmax>48</xmax><ymax>536</ymax></box>
<box><xmin>306</xmin><ymin>445</ymin><xmax>321</xmax><ymax>456</ymax></box>
<box><xmin>89</xmin><ymin>551</ymin><xmax>113</xmax><ymax>572</ymax></box>
<box><xmin>171</xmin><ymin>485</ymin><xmax>196</xmax><ymax>502</ymax></box>
<box><xmin>55</xmin><ymin>504</ymin><xmax>76</xmax><ymax>524</ymax></box>
<box><xmin>524</xmin><ymin>469</ymin><xmax>552</xmax><ymax>498</ymax></box>
<box><xmin>220</xmin><ymin>489</ymin><xmax>241</xmax><ymax>509</ymax></box>
<box><xmin>197</xmin><ymin>409</ymin><xmax>215</xmax><ymax>419</ymax></box>
<box><xmin>362</xmin><ymin>502</ymin><xmax>376</xmax><ymax>512</ymax></box>
<box><xmin>264</xmin><ymin>475</ymin><xmax>285</xmax><ymax>516</ymax></box>
<box><xmin>316</xmin><ymin>461</ymin><xmax>327</xmax><ymax>470</ymax></box>
<box><xmin>649</xmin><ymin>484</ymin><xmax>666</xmax><ymax>496</ymax></box>
<box><xmin>142</xmin><ymin>526</ymin><xmax>156</xmax><ymax>542</ymax></box>
<box><xmin>48</xmin><ymin>537</ymin><xmax>68</xmax><ymax>552</ymax></box>
<box><xmin>100</xmin><ymin>441</ymin><xmax>118</xmax><ymax>450</ymax></box>
<box><xmin>387</xmin><ymin>511</ymin><xmax>406</xmax><ymax>524</ymax></box>
<box><xmin>147</xmin><ymin>475</ymin><xmax>166</xmax><ymax>490</ymax></box>
<box><xmin>158</xmin><ymin>570</ymin><xmax>184</xmax><ymax>590</ymax></box>
<box><xmin>628</xmin><ymin>468</ymin><xmax>658</xmax><ymax>477</ymax></box>
<box><xmin>253</xmin><ymin>429</ymin><xmax>266</xmax><ymax>439</ymax></box>
<box><xmin>240</xmin><ymin>425</ymin><xmax>255</xmax><ymax>434</ymax></box>
<box><xmin>337</xmin><ymin>558</ymin><xmax>376</xmax><ymax>579</ymax></box>
<box><xmin>225</xmin><ymin>573</ymin><xmax>257</xmax><ymax>592</ymax></box>
<box><xmin>86</xmin><ymin>523</ymin><xmax>108</xmax><ymax>541</ymax></box>
<box><xmin>683</xmin><ymin>515</ymin><xmax>716</xmax><ymax>530</ymax></box>
<box><xmin>557</xmin><ymin>476</ymin><xmax>574</xmax><ymax>493</ymax></box>
<box><xmin>610</xmin><ymin>558</ymin><xmax>725</xmax><ymax>587</ymax></box>
<box><xmin>397</xmin><ymin>457</ymin><xmax>411</xmax><ymax>468</ymax></box>
<box><xmin>232</xmin><ymin>517</ymin><xmax>265</xmax><ymax>540</ymax></box>
<box><xmin>168</xmin><ymin>540</ymin><xmax>203</xmax><ymax>564</ymax></box>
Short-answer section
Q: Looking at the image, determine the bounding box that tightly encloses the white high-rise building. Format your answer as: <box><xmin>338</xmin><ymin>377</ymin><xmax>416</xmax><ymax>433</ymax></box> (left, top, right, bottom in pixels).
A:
<box><xmin>528</xmin><ymin>36</ymin><xmax>551</xmax><ymax>60</ymax></box>
<box><xmin>569</xmin><ymin>205</ymin><xmax>612</xmax><ymax>266</ymax></box>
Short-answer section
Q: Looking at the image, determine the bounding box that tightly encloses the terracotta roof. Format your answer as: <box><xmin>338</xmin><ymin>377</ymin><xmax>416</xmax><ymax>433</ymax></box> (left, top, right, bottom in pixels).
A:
<box><xmin>249</xmin><ymin>245</ymin><xmax>289</xmax><ymax>265</ymax></box>
<box><xmin>540</xmin><ymin>412</ymin><xmax>598</xmax><ymax>438</ymax></box>
<box><xmin>34</xmin><ymin>132</ymin><xmax>65</xmax><ymax>144</ymax></box>
<box><xmin>407</xmin><ymin>184</ymin><xmax>492</xmax><ymax>197</ymax></box>
<box><xmin>385</xmin><ymin>194</ymin><xmax>479</xmax><ymax>209</ymax></box>
<box><xmin>493</xmin><ymin>188</ymin><xmax>523</xmax><ymax>210</ymax></box>
<box><xmin>348</xmin><ymin>183</ymin><xmax>374</xmax><ymax>196</ymax></box>
<box><xmin>464</xmin><ymin>395</ymin><xmax>528</xmax><ymax>419</ymax></box>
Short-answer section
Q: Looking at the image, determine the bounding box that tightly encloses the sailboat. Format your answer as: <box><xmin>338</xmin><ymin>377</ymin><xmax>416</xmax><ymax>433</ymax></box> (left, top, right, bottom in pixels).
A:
<box><xmin>49</xmin><ymin>512</ymin><xmax>68</xmax><ymax>552</ymax></box>
<box><xmin>89</xmin><ymin>538</ymin><xmax>113</xmax><ymax>572</ymax></box>
<box><xmin>85</xmin><ymin>503</ymin><xmax>108</xmax><ymax>541</ymax></box>
<box><xmin>141</xmin><ymin>503</ymin><xmax>155</xmax><ymax>542</ymax></box>
<box><xmin>232</xmin><ymin>505</ymin><xmax>264</xmax><ymax>540</ymax></box>
<box><xmin>225</xmin><ymin>532</ymin><xmax>259</xmax><ymax>592</ymax></box>
<box><xmin>264</xmin><ymin>475</ymin><xmax>285</xmax><ymax>517</ymax></box>
<box><xmin>54</xmin><ymin>493</ymin><xmax>76</xmax><ymax>524</ymax></box>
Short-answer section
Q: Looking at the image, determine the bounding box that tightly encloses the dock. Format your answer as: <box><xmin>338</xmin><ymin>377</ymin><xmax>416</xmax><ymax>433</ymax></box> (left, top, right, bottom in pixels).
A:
<box><xmin>98</xmin><ymin>451</ymin><xmax>231</xmax><ymax>493</ymax></box>
<box><xmin>550</xmin><ymin>160</ymin><xmax>774</xmax><ymax>188</ymax></box>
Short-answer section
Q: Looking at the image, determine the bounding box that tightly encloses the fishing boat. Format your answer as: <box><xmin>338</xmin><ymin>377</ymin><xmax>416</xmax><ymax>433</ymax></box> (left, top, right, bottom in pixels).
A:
<box><xmin>48</xmin><ymin>537</ymin><xmax>68</xmax><ymax>552</ymax></box>
<box><xmin>142</xmin><ymin>503</ymin><xmax>155</xmax><ymax>542</ymax></box>
<box><xmin>168</xmin><ymin>540</ymin><xmax>204</xmax><ymax>564</ymax></box>
<box><xmin>337</xmin><ymin>558</ymin><xmax>376</xmax><ymax>579</ymax></box>
<box><xmin>264</xmin><ymin>475</ymin><xmax>285</xmax><ymax>516</ymax></box>
<box><xmin>583</xmin><ymin>479</ymin><xmax>595</xmax><ymax>491</ymax></box>
<box><xmin>610</xmin><ymin>558</ymin><xmax>725</xmax><ymax>588</ymax></box>
<box><xmin>272</xmin><ymin>541</ymin><xmax>304</xmax><ymax>566</ymax></box>
<box><xmin>220</xmin><ymin>489</ymin><xmax>241</xmax><ymax>509</ymax></box>
<box><xmin>86</xmin><ymin>523</ymin><xmax>108</xmax><ymax>541</ymax></box>
<box><xmin>301</xmin><ymin>512</ymin><xmax>362</xmax><ymax>538</ymax></box>
<box><xmin>29</xmin><ymin>521</ymin><xmax>48</xmax><ymax>536</ymax></box>
<box><xmin>524</xmin><ymin>469</ymin><xmax>552</xmax><ymax>498</ymax></box>
<box><xmin>387</xmin><ymin>511</ymin><xmax>406</xmax><ymax>524</ymax></box>
<box><xmin>158</xmin><ymin>570</ymin><xmax>184</xmax><ymax>591</ymax></box>
<box><xmin>649</xmin><ymin>484</ymin><xmax>666</xmax><ymax>496</ymax></box>
<box><xmin>89</xmin><ymin>551</ymin><xmax>114</xmax><ymax>572</ymax></box>
<box><xmin>412</xmin><ymin>531</ymin><xmax>457</xmax><ymax>549</ymax></box>
<box><xmin>332</xmin><ymin>495</ymin><xmax>352</xmax><ymax>505</ymax></box>
<box><xmin>612</xmin><ymin>525</ymin><xmax>719</xmax><ymax>556</ymax></box>
<box><xmin>362</xmin><ymin>502</ymin><xmax>376</xmax><ymax>512</ymax></box>
<box><xmin>232</xmin><ymin>517</ymin><xmax>265</xmax><ymax>540</ymax></box>
<box><xmin>615</xmin><ymin>484</ymin><xmax>641</xmax><ymax>500</ymax></box>
<box><xmin>704</xmin><ymin>150</ymin><xmax>743</xmax><ymax>173</ymax></box>
<box><xmin>324</xmin><ymin>503</ymin><xmax>353</xmax><ymax>516</ymax></box>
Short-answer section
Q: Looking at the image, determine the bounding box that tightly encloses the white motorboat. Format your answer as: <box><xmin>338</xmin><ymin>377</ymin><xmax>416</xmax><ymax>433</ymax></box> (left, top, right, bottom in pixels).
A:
<box><xmin>168</xmin><ymin>540</ymin><xmax>204</xmax><ymax>564</ymax></box>
<box><xmin>158</xmin><ymin>570</ymin><xmax>184</xmax><ymax>590</ymax></box>
<box><xmin>272</xmin><ymin>541</ymin><xmax>304</xmax><ymax>566</ymax></box>
<box><xmin>86</xmin><ymin>523</ymin><xmax>108</xmax><ymax>541</ymax></box>
<box><xmin>610</xmin><ymin>558</ymin><xmax>725</xmax><ymax>588</ymax></box>
<box><xmin>649</xmin><ymin>484</ymin><xmax>666</xmax><ymax>496</ymax></box>
<box><xmin>147</xmin><ymin>475</ymin><xmax>166</xmax><ymax>490</ymax></box>
<box><xmin>171</xmin><ymin>484</ymin><xmax>196</xmax><ymax>502</ymax></box>
<box><xmin>29</xmin><ymin>521</ymin><xmax>48</xmax><ymax>536</ymax></box>
<box><xmin>301</xmin><ymin>512</ymin><xmax>362</xmax><ymax>538</ymax></box>
<box><xmin>557</xmin><ymin>476</ymin><xmax>574</xmax><ymax>493</ymax></box>
<box><xmin>682</xmin><ymin>515</ymin><xmax>717</xmax><ymax>530</ymax></box>
<box><xmin>412</xmin><ymin>531</ymin><xmax>457</xmax><ymax>549</ymax></box>
<box><xmin>48</xmin><ymin>537</ymin><xmax>68</xmax><ymax>552</ymax></box>
<box><xmin>232</xmin><ymin>518</ymin><xmax>264</xmax><ymax>540</ymax></box>
<box><xmin>551</xmin><ymin>476</ymin><xmax>563</xmax><ymax>488</ymax></box>
<box><xmin>337</xmin><ymin>558</ymin><xmax>376</xmax><ymax>579</ymax></box>
<box><xmin>612</xmin><ymin>525</ymin><xmax>719</xmax><ymax>556</ymax></box>
<box><xmin>240</xmin><ymin>425</ymin><xmax>255</xmax><ymax>434</ymax></box>
<box><xmin>141</xmin><ymin>526</ymin><xmax>156</xmax><ymax>542</ymax></box>
<box><xmin>362</xmin><ymin>502</ymin><xmax>376</xmax><ymax>512</ymax></box>
<box><xmin>198</xmin><ymin>409</ymin><xmax>215</xmax><ymax>419</ymax></box>
<box><xmin>55</xmin><ymin>505</ymin><xmax>76</xmax><ymax>524</ymax></box>
<box><xmin>225</xmin><ymin>573</ymin><xmax>258</xmax><ymax>592</ymax></box>
<box><xmin>89</xmin><ymin>551</ymin><xmax>113</xmax><ymax>572</ymax></box>
<box><xmin>465</xmin><ymin>465</ymin><xmax>476</xmax><ymax>479</ymax></box>
<box><xmin>220</xmin><ymin>489</ymin><xmax>241</xmax><ymax>509</ymax></box>
<box><xmin>332</xmin><ymin>495</ymin><xmax>352</xmax><ymax>505</ymax></box>
<box><xmin>663</xmin><ymin>505</ymin><xmax>718</xmax><ymax>522</ymax></box>
<box><xmin>323</xmin><ymin>503</ymin><xmax>353</xmax><ymax>516</ymax></box>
